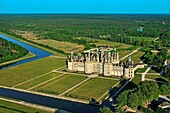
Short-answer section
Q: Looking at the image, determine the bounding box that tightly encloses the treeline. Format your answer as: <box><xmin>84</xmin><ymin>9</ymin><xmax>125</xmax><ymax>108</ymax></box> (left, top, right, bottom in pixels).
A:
<box><xmin>116</xmin><ymin>81</ymin><xmax>170</xmax><ymax>112</ymax></box>
<box><xmin>109</xmin><ymin>34</ymin><xmax>151</xmax><ymax>46</ymax></box>
<box><xmin>0</xmin><ymin>37</ymin><xmax>28</xmax><ymax>63</ymax></box>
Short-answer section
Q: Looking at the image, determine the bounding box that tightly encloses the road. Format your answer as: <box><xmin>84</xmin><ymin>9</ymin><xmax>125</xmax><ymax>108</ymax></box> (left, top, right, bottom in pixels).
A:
<box><xmin>141</xmin><ymin>65</ymin><xmax>152</xmax><ymax>81</ymax></box>
<box><xmin>159</xmin><ymin>95</ymin><xmax>170</xmax><ymax>103</ymax></box>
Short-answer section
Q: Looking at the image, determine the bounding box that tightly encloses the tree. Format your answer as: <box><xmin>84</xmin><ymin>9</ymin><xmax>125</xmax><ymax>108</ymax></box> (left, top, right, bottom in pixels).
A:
<box><xmin>99</xmin><ymin>106</ymin><xmax>113</xmax><ymax>113</ymax></box>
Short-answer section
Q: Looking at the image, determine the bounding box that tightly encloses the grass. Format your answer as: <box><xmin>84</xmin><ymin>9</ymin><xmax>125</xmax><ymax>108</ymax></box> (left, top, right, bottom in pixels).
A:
<box><xmin>122</xmin><ymin>51</ymin><xmax>145</xmax><ymax>63</ymax></box>
<box><xmin>0</xmin><ymin>99</ymin><xmax>51</xmax><ymax>113</ymax></box>
<box><xmin>65</xmin><ymin>78</ymin><xmax>118</xmax><ymax>102</ymax></box>
<box><xmin>135</xmin><ymin>66</ymin><xmax>148</xmax><ymax>73</ymax></box>
<box><xmin>36</xmin><ymin>39</ymin><xmax>84</xmax><ymax>53</ymax></box>
<box><xmin>119</xmin><ymin>50</ymin><xmax>133</xmax><ymax>59</ymax></box>
<box><xmin>0</xmin><ymin>57</ymin><xmax>65</xmax><ymax>87</ymax></box>
<box><xmin>0</xmin><ymin>52</ymin><xmax>36</xmax><ymax>67</ymax></box>
<box><xmin>34</xmin><ymin>74</ymin><xmax>87</xmax><ymax>95</ymax></box>
<box><xmin>16</xmin><ymin>72</ymin><xmax>62</xmax><ymax>89</ymax></box>
<box><xmin>127</xmin><ymin>36</ymin><xmax>156</xmax><ymax>41</ymax></box>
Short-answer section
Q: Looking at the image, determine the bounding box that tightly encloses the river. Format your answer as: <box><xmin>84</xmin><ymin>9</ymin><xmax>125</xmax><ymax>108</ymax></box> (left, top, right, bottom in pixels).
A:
<box><xmin>0</xmin><ymin>34</ymin><xmax>51</xmax><ymax>70</ymax></box>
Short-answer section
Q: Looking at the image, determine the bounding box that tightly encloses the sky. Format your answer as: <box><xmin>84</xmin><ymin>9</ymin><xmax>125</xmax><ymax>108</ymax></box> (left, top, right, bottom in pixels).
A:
<box><xmin>0</xmin><ymin>0</ymin><xmax>170</xmax><ymax>14</ymax></box>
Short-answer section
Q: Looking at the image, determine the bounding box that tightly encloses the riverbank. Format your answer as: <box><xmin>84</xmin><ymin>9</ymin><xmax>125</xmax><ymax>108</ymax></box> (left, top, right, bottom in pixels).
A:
<box><xmin>0</xmin><ymin>32</ymin><xmax>66</xmax><ymax>57</ymax></box>
<box><xmin>0</xmin><ymin>52</ymin><xmax>36</xmax><ymax>67</ymax></box>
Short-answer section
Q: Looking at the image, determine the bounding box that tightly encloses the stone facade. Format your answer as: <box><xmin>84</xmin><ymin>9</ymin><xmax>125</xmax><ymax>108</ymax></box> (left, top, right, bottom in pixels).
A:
<box><xmin>66</xmin><ymin>47</ymin><xmax>142</xmax><ymax>78</ymax></box>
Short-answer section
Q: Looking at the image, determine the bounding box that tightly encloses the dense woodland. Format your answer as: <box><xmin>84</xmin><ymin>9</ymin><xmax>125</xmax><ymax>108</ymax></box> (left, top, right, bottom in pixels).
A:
<box><xmin>0</xmin><ymin>37</ymin><xmax>28</xmax><ymax>63</ymax></box>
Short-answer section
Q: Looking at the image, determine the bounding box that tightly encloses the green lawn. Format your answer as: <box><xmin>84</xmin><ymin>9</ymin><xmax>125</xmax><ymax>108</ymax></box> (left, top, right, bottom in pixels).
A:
<box><xmin>135</xmin><ymin>66</ymin><xmax>148</xmax><ymax>73</ymax></box>
<box><xmin>65</xmin><ymin>78</ymin><xmax>118</xmax><ymax>102</ymax></box>
<box><xmin>119</xmin><ymin>50</ymin><xmax>133</xmax><ymax>59</ymax></box>
<box><xmin>0</xmin><ymin>99</ymin><xmax>52</xmax><ymax>113</ymax></box>
<box><xmin>0</xmin><ymin>57</ymin><xmax>65</xmax><ymax>87</ymax></box>
<box><xmin>34</xmin><ymin>74</ymin><xmax>87</xmax><ymax>95</ymax></box>
<box><xmin>16</xmin><ymin>72</ymin><xmax>62</xmax><ymax>89</ymax></box>
<box><xmin>127</xmin><ymin>36</ymin><xmax>156</xmax><ymax>41</ymax></box>
<box><xmin>122</xmin><ymin>51</ymin><xmax>145</xmax><ymax>63</ymax></box>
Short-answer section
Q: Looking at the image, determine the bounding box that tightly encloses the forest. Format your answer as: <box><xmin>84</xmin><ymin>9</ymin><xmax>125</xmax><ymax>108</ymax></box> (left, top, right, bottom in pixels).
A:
<box><xmin>0</xmin><ymin>37</ymin><xmax>28</xmax><ymax>63</ymax></box>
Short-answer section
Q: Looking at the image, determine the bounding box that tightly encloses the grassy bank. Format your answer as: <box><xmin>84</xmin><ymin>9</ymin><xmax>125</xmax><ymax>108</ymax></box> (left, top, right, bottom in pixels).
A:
<box><xmin>0</xmin><ymin>99</ymin><xmax>52</xmax><ymax>113</ymax></box>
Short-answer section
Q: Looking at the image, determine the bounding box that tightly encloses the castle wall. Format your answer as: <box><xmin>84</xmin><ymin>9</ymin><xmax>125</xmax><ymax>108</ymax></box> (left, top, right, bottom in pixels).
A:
<box><xmin>93</xmin><ymin>62</ymin><xmax>103</xmax><ymax>74</ymax></box>
<box><xmin>68</xmin><ymin>62</ymin><xmax>78</xmax><ymax>72</ymax></box>
<box><xmin>77</xmin><ymin>62</ymin><xmax>85</xmax><ymax>72</ymax></box>
<box><xmin>85</xmin><ymin>62</ymin><xmax>94</xmax><ymax>74</ymax></box>
<box><xmin>103</xmin><ymin>63</ymin><xmax>112</xmax><ymax>76</ymax></box>
<box><xmin>112</xmin><ymin>65</ymin><xmax>124</xmax><ymax>77</ymax></box>
<box><xmin>124</xmin><ymin>68</ymin><xmax>134</xmax><ymax>78</ymax></box>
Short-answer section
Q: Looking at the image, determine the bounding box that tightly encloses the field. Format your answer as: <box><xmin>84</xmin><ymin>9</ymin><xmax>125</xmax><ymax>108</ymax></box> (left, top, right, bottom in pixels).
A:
<box><xmin>0</xmin><ymin>99</ymin><xmax>51</xmax><ymax>113</ymax></box>
<box><xmin>119</xmin><ymin>50</ymin><xmax>133</xmax><ymax>59</ymax></box>
<box><xmin>33</xmin><ymin>74</ymin><xmax>87</xmax><ymax>95</ymax></box>
<box><xmin>127</xmin><ymin>36</ymin><xmax>156</xmax><ymax>41</ymax></box>
<box><xmin>36</xmin><ymin>39</ymin><xmax>84</xmax><ymax>53</ymax></box>
<box><xmin>122</xmin><ymin>51</ymin><xmax>145</xmax><ymax>63</ymax></box>
<box><xmin>0</xmin><ymin>57</ymin><xmax>65</xmax><ymax>87</ymax></box>
<box><xmin>65</xmin><ymin>78</ymin><xmax>118</xmax><ymax>102</ymax></box>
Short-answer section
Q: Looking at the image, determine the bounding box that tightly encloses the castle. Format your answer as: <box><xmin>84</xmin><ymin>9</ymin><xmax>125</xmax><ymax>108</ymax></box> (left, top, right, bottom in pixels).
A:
<box><xmin>66</xmin><ymin>47</ymin><xmax>144</xmax><ymax>78</ymax></box>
